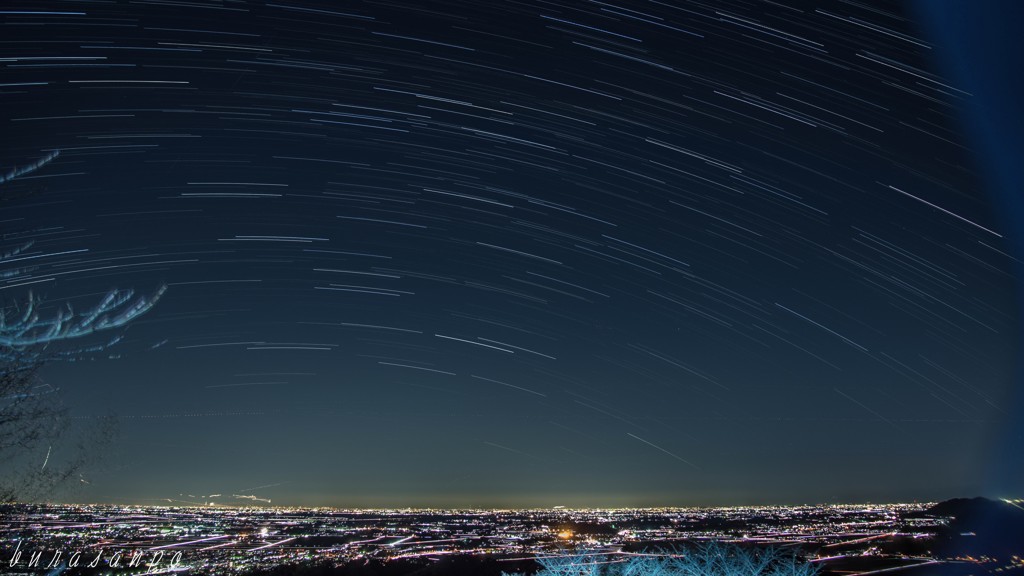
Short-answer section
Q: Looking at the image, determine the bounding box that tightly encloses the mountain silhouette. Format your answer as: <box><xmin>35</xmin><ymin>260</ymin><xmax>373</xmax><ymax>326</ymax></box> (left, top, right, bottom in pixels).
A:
<box><xmin>924</xmin><ymin>497</ymin><xmax>1024</xmax><ymax>559</ymax></box>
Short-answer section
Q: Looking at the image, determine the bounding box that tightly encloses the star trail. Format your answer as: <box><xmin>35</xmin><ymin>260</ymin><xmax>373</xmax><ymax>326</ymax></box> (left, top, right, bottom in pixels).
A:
<box><xmin>1</xmin><ymin>0</ymin><xmax>1020</xmax><ymax>508</ymax></box>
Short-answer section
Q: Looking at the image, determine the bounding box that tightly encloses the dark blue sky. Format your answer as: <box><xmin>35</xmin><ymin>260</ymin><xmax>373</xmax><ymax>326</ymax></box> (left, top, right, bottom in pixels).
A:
<box><xmin>2</xmin><ymin>0</ymin><xmax>1020</xmax><ymax>508</ymax></box>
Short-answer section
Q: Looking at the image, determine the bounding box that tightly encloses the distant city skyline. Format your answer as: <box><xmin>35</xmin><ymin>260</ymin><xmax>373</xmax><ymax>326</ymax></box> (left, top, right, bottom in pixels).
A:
<box><xmin>2</xmin><ymin>0</ymin><xmax>1021</xmax><ymax>508</ymax></box>
<box><xmin>5</xmin><ymin>499</ymin><xmax>1023</xmax><ymax>575</ymax></box>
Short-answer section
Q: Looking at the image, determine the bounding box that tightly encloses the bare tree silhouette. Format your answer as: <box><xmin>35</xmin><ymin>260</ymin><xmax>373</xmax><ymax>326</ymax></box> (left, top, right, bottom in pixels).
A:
<box><xmin>1</xmin><ymin>150</ymin><xmax>164</xmax><ymax>503</ymax></box>
<box><xmin>515</xmin><ymin>543</ymin><xmax>819</xmax><ymax>576</ymax></box>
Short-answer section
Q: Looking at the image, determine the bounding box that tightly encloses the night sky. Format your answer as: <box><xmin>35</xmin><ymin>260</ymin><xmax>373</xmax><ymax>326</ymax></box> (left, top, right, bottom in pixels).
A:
<box><xmin>2</xmin><ymin>0</ymin><xmax>1021</xmax><ymax>508</ymax></box>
